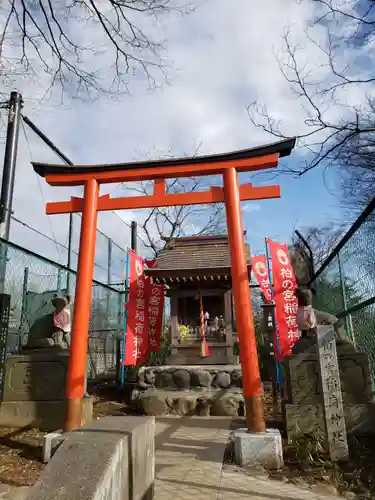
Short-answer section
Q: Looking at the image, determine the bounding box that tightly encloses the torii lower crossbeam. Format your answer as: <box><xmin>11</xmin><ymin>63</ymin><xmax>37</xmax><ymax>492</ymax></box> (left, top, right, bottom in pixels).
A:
<box><xmin>32</xmin><ymin>137</ymin><xmax>296</xmax><ymax>433</ymax></box>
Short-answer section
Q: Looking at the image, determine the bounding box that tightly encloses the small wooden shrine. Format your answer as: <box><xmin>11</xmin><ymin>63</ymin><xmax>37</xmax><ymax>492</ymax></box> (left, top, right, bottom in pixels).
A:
<box><xmin>145</xmin><ymin>234</ymin><xmax>251</xmax><ymax>365</ymax></box>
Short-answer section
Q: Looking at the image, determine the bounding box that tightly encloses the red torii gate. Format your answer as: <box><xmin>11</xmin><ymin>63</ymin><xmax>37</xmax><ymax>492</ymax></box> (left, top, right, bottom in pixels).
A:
<box><xmin>32</xmin><ymin>137</ymin><xmax>296</xmax><ymax>432</ymax></box>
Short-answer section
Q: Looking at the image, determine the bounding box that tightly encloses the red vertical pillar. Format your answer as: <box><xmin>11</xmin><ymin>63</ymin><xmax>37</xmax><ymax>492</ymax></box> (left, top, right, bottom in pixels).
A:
<box><xmin>223</xmin><ymin>167</ymin><xmax>266</xmax><ymax>433</ymax></box>
<box><xmin>65</xmin><ymin>178</ymin><xmax>99</xmax><ymax>432</ymax></box>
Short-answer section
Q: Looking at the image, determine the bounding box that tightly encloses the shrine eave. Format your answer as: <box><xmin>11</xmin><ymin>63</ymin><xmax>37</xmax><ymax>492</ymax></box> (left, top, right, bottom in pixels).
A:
<box><xmin>31</xmin><ymin>137</ymin><xmax>296</xmax><ymax>186</ymax></box>
<box><xmin>145</xmin><ymin>265</ymin><xmax>251</xmax><ymax>284</ymax></box>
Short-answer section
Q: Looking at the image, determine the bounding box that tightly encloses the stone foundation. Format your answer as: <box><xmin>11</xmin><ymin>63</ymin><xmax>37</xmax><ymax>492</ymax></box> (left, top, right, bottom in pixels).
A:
<box><xmin>133</xmin><ymin>388</ymin><xmax>245</xmax><ymax>416</ymax></box>
<box><xmin>132</xmin><ymin>365</ymin><xmax>247</xmax><ymax>416</ymax></box>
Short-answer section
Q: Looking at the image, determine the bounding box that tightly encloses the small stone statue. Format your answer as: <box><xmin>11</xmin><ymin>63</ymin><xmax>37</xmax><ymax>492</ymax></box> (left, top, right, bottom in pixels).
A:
<box><xmin>26</xmin><ymin>294</ymin><xmax>71</xmax><ymax>350</ymax></box>
<box><xmin>292</xmin><ymin>287</ymin><xmax>354</xmax><ymax>355</ymax></box>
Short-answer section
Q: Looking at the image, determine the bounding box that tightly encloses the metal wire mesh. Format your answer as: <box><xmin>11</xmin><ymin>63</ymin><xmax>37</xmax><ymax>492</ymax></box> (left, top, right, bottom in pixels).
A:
<box><xmin>1</xmin><ymin>238</ymin><xmax>124</xmax><ymax>379</ymax></box>
<box><xmin>311</xmin><ymin>200</ymin><xmax>375</xmax><ymax>383</ymax></box>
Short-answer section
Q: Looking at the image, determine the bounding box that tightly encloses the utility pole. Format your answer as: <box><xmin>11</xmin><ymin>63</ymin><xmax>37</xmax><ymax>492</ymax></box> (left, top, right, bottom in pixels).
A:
<box><xmin>22</xmin><ymin>115</ymin><xmax>74</xmax><ymax>290</ymax></box>
<box><xmin>0</xmin><ymin>91</ymin><xmax>23</xmax><ymax>293</ymax></box>
<box><xmin>0</xmin><ymin>92</ymin><xmax>23</xmax><ymax>240</ymax></box>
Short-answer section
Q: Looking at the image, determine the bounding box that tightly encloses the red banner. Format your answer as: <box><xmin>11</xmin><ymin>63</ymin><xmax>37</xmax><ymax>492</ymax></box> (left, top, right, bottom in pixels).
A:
<box><xmin>124</xmin><ymin>251</ymin><xmax>149</xmax><ymax>366</ymax></box>
<box><xmin>251</xmin><ymin>255</ymin><xmax>272</xmax><ymax>303</ymax></box>
<box><xmin>268</xmin><ymin>240</ymin><xmax>300</xmax><ymax>359</ymax></box>
<box><xmin>146</xmin><ymin>278</ymin><xmax>164</xmax><ymax>352</ymax></box>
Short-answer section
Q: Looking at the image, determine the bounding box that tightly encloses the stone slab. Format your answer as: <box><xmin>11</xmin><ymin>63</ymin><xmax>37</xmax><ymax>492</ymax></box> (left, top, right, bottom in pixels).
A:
<box><xmin>0</xmin><ymin>396</ymin><xmax>93</xmax><ymax>431</ymax></box>
<box><xmin>285</xmin><ymin>403</ymin><xmax>375</xmax><ymax>440</ymax></box>
<box><xmin>233</xmin><ymin>428</ymin><xmax>283</xmax><ymax>469</ymax></box>
<box><xmin>317</xmin><ymin>325</ymin><xmax>348</xmax><ymax>461</ymax></box>
<box><xmin>167</xmin><ymin>345</ymin><xmax>235</xmax><ymax>365</ymax></box>
<box><xmin>2</xmin><ymin>351</ymin><xmax>69</xmax><ymax>402</ymax></box>
<box><xmin>27</xmin><ymin>416</ymin><xmax>155</xmax><ymax>500</ymax></box>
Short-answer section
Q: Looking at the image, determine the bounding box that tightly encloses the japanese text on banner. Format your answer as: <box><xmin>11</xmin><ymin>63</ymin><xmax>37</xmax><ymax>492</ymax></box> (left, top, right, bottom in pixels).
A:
<box><xmin>251</xmin><ymin>255</ymin><xmax>272</xmax><ymax>303</ymax></box>
<box><xmin>268</xmin><ymin>240</ymin><xmax>300</xmax><ymax>359</ymax></box>
<box><xmin>124</xmin><ymin>251</ymin><xmax>149</xmax><ymax>366</ymax></box>
<box><xmin>146</xmin><ymin>278</ymin><xmax>164</xmax><ymax>352</ymax></box>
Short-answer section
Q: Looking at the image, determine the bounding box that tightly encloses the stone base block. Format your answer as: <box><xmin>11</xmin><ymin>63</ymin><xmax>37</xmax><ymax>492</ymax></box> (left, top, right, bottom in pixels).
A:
<box><xmin>42</xmin><ymin>431</ymin><xmax>64</xmax><ymax>463</ymax></box>
<box><xmin>285</xmin><ymin>403</ymin><xmax>375</xmax><ymax>440</ymax></box>
<box><xmin>0</xmin><ymin>396</ymin><xmax>94</xmax><ymax>431</ymax></box>
<box><xmin>234</xmin><ymin>428</ymin><xmax>283</xmax><ymax>469</ymax></box>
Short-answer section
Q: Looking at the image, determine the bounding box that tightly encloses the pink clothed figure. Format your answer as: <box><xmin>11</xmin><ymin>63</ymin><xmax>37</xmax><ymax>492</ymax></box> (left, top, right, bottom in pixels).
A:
<box><xmin>52</xmin><ymin>294</ymin><xmax>71</xmax><ymax>348</ymax></box>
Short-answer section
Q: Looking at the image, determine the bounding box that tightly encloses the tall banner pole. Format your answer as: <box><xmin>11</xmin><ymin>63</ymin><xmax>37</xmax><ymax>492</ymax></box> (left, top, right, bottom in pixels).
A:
<box><xmin>121</xmin><ymin>250</ymin><xmax>130</xmax><ymax>386</ymax></box>
<box><xmin>265</xmin><ymin>237</ymin><xmax>283</xmax><ymax>389</ymax></box>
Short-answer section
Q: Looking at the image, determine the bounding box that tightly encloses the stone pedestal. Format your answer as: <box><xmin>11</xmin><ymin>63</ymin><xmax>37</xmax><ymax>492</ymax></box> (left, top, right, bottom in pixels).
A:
<box><xmin>234</xmin><ymin>428</ymin><xmax>283</xmax><ymax>469</ymax></box>
<box><xmin>284</xmin><ymin>351</ymin><xmax>375</xmax><ymax>440</ymax></box>
<box><xmin>0</xmin><ymin>350</ymin><xmax>93</xmax><ymax>430</ymax></box>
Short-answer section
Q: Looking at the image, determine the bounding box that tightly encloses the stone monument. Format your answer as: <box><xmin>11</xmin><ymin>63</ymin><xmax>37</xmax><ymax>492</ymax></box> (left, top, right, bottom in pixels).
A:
<box><xmin>284</xmin><ymin>324</ymin><xmax>375</xmax><ymax>445</ymax></box>
<box><xmin>317</xmin><ymin>325</ymin><xmax>348</xmax><ymax>462</ymax></box>
<box><xmin>0</xmin><ymin>293</ymin><xmax>92</xmax><ymax>430</ymax></box>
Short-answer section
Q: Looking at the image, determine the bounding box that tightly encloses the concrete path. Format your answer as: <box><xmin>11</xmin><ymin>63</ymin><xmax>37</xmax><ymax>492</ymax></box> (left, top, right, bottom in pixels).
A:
<box><xmin>154</xmin><ymin>417</ymin><xmax>340</xmax><ymax>500</ymax></box>
<box><xmin>155</xmin><ymin>417</ymin><xmax>231</xmax><ymax>500</ymax></box>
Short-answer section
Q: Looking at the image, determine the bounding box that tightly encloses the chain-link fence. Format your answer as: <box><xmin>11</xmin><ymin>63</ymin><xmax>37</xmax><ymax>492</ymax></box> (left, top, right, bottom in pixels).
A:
<box><xmin>9</xmin><ymin>212</ymin><xmax>142</xmax><ymax>287</ymax></box>
<box><xmin>311</xmin><ymin>197</ymin><xmax>375</xmax><ymax>382</ymax></box>
<box><xmin>0</xmin><ymin>237</ymin><xmax>125</xmax><ymax>382</ymax></box>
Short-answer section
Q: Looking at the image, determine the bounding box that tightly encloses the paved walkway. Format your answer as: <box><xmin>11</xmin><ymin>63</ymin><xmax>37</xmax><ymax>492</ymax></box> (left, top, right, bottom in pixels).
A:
<box><xmin>154</xmin><ymin>417</ymin><xmax>340</xmax><ymax>500</ymax></box>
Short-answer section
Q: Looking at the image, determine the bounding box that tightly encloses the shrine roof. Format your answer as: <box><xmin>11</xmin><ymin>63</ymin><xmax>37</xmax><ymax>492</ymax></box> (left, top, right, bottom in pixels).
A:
<box><xmin>32</xmin><ymin>137</ymin><xmax>295</xmax><ymax>177</ymax></box>
<box><xmin>145</xmin><ymin>235</ymin><xmax>251</xmax><ymax>278</ymax></box>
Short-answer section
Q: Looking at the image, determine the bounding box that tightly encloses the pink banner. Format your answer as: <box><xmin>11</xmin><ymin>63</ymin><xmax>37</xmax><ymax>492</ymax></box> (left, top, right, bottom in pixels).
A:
<box><xmin>124</xmin><ymin>251</ymin><xmax>149</xmax><ymax>366</ymax></box>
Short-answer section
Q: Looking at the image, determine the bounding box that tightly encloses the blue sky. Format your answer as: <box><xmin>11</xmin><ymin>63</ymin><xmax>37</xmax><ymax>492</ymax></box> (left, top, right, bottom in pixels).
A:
<box><xmin>0</xmin><ymin>0</ymin><xmax>362</xmax><ymax>283</ymax></box>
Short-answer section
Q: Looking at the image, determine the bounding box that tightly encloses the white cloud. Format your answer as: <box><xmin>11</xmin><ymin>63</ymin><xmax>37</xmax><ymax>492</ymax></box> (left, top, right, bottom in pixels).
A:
<box><xmin>0</xmin><ymin>0</ymin><xmax>369</xmax><ymax>281</ymax></box>
<box><xmin>242</xmin><ymin>203</ymin><xmax>261</xmax><ymax>214</ymax></box>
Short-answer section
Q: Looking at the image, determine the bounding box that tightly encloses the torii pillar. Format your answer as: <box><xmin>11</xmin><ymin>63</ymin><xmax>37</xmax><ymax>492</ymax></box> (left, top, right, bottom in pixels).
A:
<box><xmin>32</xmin><ymin>137</ymin><xmax>296</xmax><ymax>432</ymax></box>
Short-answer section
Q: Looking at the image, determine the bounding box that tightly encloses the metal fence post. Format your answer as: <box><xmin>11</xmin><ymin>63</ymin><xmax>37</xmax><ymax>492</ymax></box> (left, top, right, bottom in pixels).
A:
<box><xmin>337</xmin><ymin>252</ymin><xmax>355</xmax><ymax>345</ymax></box>
<box><xmin>18</xmin><ymin>266</ymin><xmax>29</xmax><ymax>352</ymax></box>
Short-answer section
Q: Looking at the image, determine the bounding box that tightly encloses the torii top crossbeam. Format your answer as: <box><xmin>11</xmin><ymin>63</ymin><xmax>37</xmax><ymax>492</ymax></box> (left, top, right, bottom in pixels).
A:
<box><xmin>32</xmin><ymin>137</ymin><xmax>295</xmax><ymax>185</ymax></box>
<box><xmin>32</xmin><ymin>136</ymin><xmax>296</xmax><ymax>434</ymax></box>
<box><xmin>32</xmin><ymin>138</ymin><xmax>295</xmax><ymax>214</ymax></box>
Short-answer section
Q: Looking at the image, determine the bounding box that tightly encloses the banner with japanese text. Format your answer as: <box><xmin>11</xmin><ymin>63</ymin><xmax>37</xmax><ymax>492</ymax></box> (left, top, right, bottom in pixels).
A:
<box><xmin>124</xmin><ymin>251</ymin><xmax>149</xmax><ymax>366</ymax></box>
<box><xmin>268</xmin><ymin>240</ymin><xmax>300</xmax><ymax>359</ymax></box>
<box><xmin>251</xmin><ymin>255</ymin><xmax>272</xmax><ymax>303</ymax></box>
<box><xmin>146</xmin><ymin>278</ymin><xmax>164</xmax><ymax>352</ymax></box>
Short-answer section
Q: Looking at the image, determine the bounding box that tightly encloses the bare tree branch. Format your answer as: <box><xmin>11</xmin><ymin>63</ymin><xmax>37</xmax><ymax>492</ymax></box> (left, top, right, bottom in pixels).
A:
<box><xmin>290</xmin><ymin>222</ymin><xmax>347</xmax><ymax>284</ymax></box>
<box><xmin>0</xmin><ymin>0</ymin><xmax>192</xmax><ymax>99</ymax></box>
<box><xmin>248</xmin><ymin>0</ymin><xmax>375</xmax><ymax>210</ymax></box>
<box><xmin>123</xmin><ymin>146</ymin><xmax>226</xmax><ymax>256</ymax></box>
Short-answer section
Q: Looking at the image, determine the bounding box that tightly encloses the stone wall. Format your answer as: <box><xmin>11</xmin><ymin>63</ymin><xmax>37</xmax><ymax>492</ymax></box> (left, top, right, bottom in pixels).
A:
<box><xmin>27</xmin><ymin>416</ymin><xmax>155</xmax><ymax>500</ymax></box>
<box><xmin>137</xmin><ymin>365</ymin><xmax>243</xmax><ymax>391</ymax></box>
<box><xmin>132</xmin><ymin>365</ymin><xmax>247</xmax><ymax>417</ymax></box>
